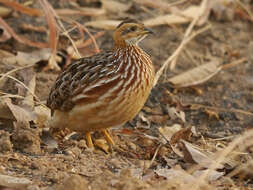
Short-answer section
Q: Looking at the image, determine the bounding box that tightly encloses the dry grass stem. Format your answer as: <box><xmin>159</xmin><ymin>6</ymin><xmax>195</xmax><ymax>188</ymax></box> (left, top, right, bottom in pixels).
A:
<box><xmin>58</xmin><ymin>18</ymin><xmax>82</xmax><ymax>59</ymax></box>
<box><xmin>39</xmin><ymin>0</ymin><xmax>59</xmax><ymax>70</ymax></box>
<box><xmin>154</xmin><ymin>24</ymin><xmax>211</xmax><ymax>86</ymax></box>
<box><xmin>189</xmin><ymin>103</ymin><xmax>253</xmax><ymax>117</ymax></box>
<box><xmin>0</xmin><ymin>64</ymin><xmax>34</xmax><ymax>83</ymax></box>
<box><xmin>222</xmin><ymin>57</ymin><xmax>248</xmax><ymax>70</ymax></box>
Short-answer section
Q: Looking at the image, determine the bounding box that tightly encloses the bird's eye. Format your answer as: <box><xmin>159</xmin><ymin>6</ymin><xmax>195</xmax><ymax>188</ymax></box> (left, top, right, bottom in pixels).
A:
<box><xmin>130</xmin><ymin>26</ymin><xmax>137</xmax><ymax>32</ymax></box>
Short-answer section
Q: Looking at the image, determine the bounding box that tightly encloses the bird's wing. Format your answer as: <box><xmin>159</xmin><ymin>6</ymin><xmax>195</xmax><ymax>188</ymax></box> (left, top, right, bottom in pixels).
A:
<box><xmin>47</xmin><ymin>51</ymin><xmax>118</xmax><ymax>112</ymax></box>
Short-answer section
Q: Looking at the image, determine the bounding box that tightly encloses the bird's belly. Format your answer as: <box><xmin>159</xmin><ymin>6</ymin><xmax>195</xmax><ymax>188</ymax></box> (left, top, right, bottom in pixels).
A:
<box><xmin>53</xmin><ymin>83</ymin><xmax>152</xmax><ymax>133</ymax></box>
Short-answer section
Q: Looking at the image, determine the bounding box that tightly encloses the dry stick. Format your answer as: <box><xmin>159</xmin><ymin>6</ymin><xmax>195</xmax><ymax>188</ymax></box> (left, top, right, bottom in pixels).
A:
<box><xmin>74</xmin><ymin>22</ymin><xmax>100</xmax><ymax>53</ymax></box>
<box><xmin>0</xmin><ymin>0</ymin><xmax>42</xmax><ymax>16</ymax></box>
<box><xmin>39</xmin><ymin>0</ymin><xmax>61</xmax><ymax>71</ymax></box>
<box><xmin>154</xmin><ymin>0</ymin><xmax>209</xmax><ymax>86</ymax></box>
<box><xmin>170</xmin><ymin>0</ymin><xmax>208</xmax><ymax>70</ymax></box>
<box><xmin>0</xmin><ymin>17</ymin><xmax>48</xmax><ymax>48</ymax></box>
<box><xmin>61</xmin><ymin>17</ymin><xmax>101</xmax><ymax>55</ymax></box>
<box><xmin>189</xmin><ymin>103</ymin><xmax>253</xmax><ymax>117</ymax></box>
<box><xmin>222</xmin><ymin>57</ymin><xmax>248</xmax><ymax>70</ymax></box>
<box><xmin>56</xmin><ymin>17</ymin><xmax>82</xmax><ymax>59</ymax></box>
<box><xmin>188</xmin><ymin>130</ymin><xmax>253</xmax><ymax>190</ymax></box>
<box><xmin>154</xmin><ymin>24</ymin><xmax>211</xmax><ymax>86</ymax></box>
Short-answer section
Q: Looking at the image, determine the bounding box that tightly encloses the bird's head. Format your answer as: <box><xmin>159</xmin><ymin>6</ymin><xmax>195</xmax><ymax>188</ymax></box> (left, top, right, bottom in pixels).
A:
<box><xmin>114</xmin><ymin>19</ymin><xmax>154</xmax><ymax>47</ymax></box>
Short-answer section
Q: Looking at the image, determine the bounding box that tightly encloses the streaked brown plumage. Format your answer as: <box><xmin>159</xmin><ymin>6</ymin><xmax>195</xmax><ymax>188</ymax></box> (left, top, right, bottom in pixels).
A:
<box><xmin>47</xmin><ymin>19</ymin><xmax>155</xmax><ymax>148</ymax></box>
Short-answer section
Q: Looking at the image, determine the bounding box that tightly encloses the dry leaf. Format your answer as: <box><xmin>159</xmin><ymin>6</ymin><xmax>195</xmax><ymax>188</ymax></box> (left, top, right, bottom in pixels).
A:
<box><xmin>0</xmin><ymin>99</ymin><xmax>14</xmax><ymax>120</ymax></box>
<box><xmin>1</xmin><ymin>98</ymin><xmax>35</xmax><ymax>126</ymax></box>
<box><xmin>85</xmin><ymin>20</ymin><xmax>121</xmax><ymax>30</ymax></box>
<box><xmin>144</xmin><ymin>6</ymin><xmax>201</xmax><ymax>27</ymax></box>
<box><xmin>94</xmin><ymin>139</ymin><xmax>109</xmax><ymax>153</ymax></box>
<box><xmin>193</xmin><ymin>169</ymin><xmax>224</xmax><ymax>181</ymax></box>
<box><xmin>167</xmin><ymin>107</ymin><xmax>185</xmax><ymax>122</ymax></box>
<box><xmin>170</xmin><ymin>126</ymin><xmax>195</xmax><ymax>145</ymax></box>
<box><xmin>159</xmin><ymin>124</ymin><xmax>182</xmax><ymax>142</ymax></box>
<box><xmin>181</xmin><ymin>140</ymin><xmax>224</xmax><ymax>169</ymax></box>
<box><xmin>101</xmin><ymin>0</ymin><xmax>132</xmax><ymax>13</ymax></box>
<box><xmin>168</xmin><ymin>60</ymin><xmax>222</xmax><ymax>88</ymax></box>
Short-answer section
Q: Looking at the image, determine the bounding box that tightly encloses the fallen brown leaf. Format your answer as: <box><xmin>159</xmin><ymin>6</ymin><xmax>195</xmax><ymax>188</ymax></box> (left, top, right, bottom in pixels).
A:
<box><xmin>181</xmin><ymin>140</ymin><xmax>224</xmax><ymax>169</ymax></box>
<box><xmin>94</xmin><ymin>139</ymin><xmax>110</xmax><ymax>153</ymax></box>
<box><xmin>143</xmin><ymin>6</ymin><xmax>202</xmax><ymax>27</ymax></box>
<box><xmin>170</xmin><ymin>126</ymin><xmax>195</xmax><ymax>145</ymax></box>
<box><xmin>167</xmin><ymin>60</ymin><xmax>222</xmax><ymax>88</ymax></box>
<box><xmin>159</xmin><ymin>124</ymin><xmax>182</xmax><ymax>142</ymax></box>
<box><xmin>3</xmin><ymin>98</ymin><xmax>35</xmax><ymax>127</ymax></box>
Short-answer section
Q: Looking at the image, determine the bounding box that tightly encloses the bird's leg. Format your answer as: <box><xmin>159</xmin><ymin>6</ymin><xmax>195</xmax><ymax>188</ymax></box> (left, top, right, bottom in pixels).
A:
<box><xmin>85</xmin><ymin>132</ymin><xmax>94</xmax><ymax>148</ymax></box>
<box><xmin>102</xmin><ymin>129</ymin><xmax>115</xmax><ymax>147</ymax></box>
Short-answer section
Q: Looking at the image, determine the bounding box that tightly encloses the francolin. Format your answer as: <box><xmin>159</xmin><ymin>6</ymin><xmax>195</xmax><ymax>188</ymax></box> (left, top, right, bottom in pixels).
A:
<box><xmin>47</xmin><ymin>19</ymin><xmax>155</xmax><ymax>148</ymax></box>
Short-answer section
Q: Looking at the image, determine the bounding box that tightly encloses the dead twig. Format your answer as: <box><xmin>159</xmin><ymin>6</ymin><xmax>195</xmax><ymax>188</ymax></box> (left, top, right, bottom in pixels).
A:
<box><xmin>189</xmin><ymin>103</ymin><xmax>253</xmax><ymax>117</ymax></box>
<box><xmin>62</xmin><ymin>17</ymin><xmax>100</xmax><ymax>54</ymax></box>
<box><xmin>222</xmin><ymin>57</ymin><xmax>248</xmax><ymax>70</ymax></box>
<box><xmin>0</xmin><ymin>17</ymin><xmax>48</xmax><ymax>48</ymax></box>
<box><xmin>39</xmin><ymin>0</ymin><xmax>60</xmax><ymax>70</ymax></box>
<box><xmin>0</xmin><ymin>0</ymin><xmax>41</xmax><ymax>16</ymax></box>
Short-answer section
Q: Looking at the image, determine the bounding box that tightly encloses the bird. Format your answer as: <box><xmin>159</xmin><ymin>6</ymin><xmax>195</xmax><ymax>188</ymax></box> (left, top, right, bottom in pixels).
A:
<box><xmin>47</xmin><ymin>19</ymin><xmax>155</xmax><ymax>149</ymax></box>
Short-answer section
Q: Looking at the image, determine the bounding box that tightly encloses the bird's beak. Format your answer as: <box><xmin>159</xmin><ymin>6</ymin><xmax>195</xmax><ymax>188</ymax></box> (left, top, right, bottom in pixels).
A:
<box><xmin>143</xmin><ymin>27</ymin><xmax>154</xmax><ymax>35</ymax></box>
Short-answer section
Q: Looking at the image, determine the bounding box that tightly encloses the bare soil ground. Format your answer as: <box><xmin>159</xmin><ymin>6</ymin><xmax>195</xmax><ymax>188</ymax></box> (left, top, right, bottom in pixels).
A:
<box><xmin>0</xmin><ymin>0</ymin><xmax>253</xmax><ymax>190</ymax></box>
